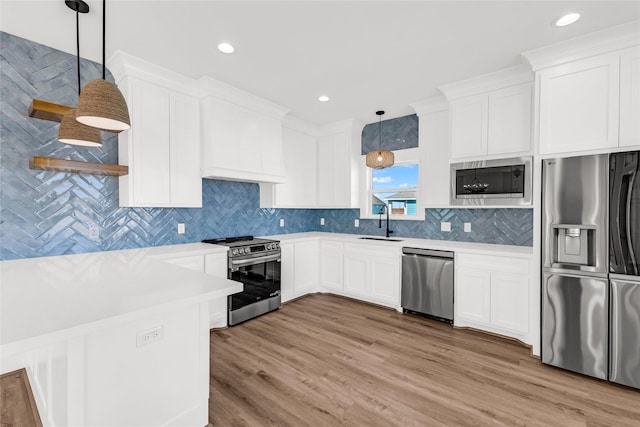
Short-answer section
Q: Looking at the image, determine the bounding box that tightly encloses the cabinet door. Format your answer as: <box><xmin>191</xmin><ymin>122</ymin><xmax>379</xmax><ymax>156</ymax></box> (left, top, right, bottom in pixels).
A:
<box><xmin>369</xmin><ymin>254</ymin><xmax>400</xmax><ymax>306</ymax></box>
<box><xmin>487</xmin><ymin>83</ymin><xmax>532</xmax><ymax>155</ymax></box>
<box><xmin>204</xmin><ymin>252</ymin><xmax>229</xmax><ymax>328</ymax></box>
<box><xmin>539</xmin><ymin>53</ymin><xmax>620</xmax><ymax>154</ymax></box>
<box><xmin>130</xmin><ymin>80</ymin><xmax>171</xmax><ymax>205</ymax></box>
<box><xmin>169</xmin><ymin>93</ymin><xmax>202</xmax><ymax>207</ymax></box>
<box><xmin>450</xmin><ymin>95</ymin><xmax>488</xmax><ymax>159</ymax></box>
<box><xmin>293</xmin><ymin>240</ymin><xmax>319</xmax><ymax>296</ymax></box>
<box><xmin>320</xmin><ymin>241</ymin><xmax>343</xmax><ymax>292</ymax></box>
<box><xmin>271</xmin><ymin>127</ymin><xmax>318</xmax><ymax>207</ymax></box>
<box><xmin>620</xmin><ymin>46</ymin><xmax>640</xmax><ymax>148</ymax></box>
<box><xmin>343</xmin><ymin>252</ymin><xmax>369</xmax><ymax>298</ymax></box>
<box><xmin>317</xmin><ymin>134</ymin><xmax>351</xmax><ymax>207</ymax></box>
<box><xmin>421</xmin><ymin>109</ymin><xmax>450</xmax><ymax>207</ymax></box>
<box><xmin>280</xmin><ymin>243</ymin><xmax>295</xmax><ymax>302</ymax></box>
<box><xmin>259</xmin><ymin>117</ymin><xmax>285</xmax><ymax>180</ymax></box>
<box><xmin>455</xmin><ymin>267</ymin><xmax>491</xmax><ymax>324</ymax></box>
<box><xmin>490</xmin><ymin>271</ymin><xmax>529</xmax><ymax>334</ymax></box>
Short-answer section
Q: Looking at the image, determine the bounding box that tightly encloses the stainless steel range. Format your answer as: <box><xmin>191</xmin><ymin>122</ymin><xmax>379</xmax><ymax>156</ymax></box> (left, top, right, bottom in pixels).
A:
<box><xmin>203</xmin><ymin>236</ymin><xmax>281</xmax><ymax>326</ymax></box>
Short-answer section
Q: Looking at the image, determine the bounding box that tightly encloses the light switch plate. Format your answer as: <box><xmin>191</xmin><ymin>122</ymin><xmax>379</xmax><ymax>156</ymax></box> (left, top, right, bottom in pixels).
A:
<box><xmin>441</xmin><ymin>222</ymin><xmax>451</xmax><ymax>232</ymax></box>
<box><xmin>279</xmin><ymin>219</ymin><xmax>285</xmax><ymax>227</ymax></box>
<box><xmin>464</xmin><ymin>222</ymin><xmax>471</xmax><ymax>233</ymax></box>
<box><xmin>354</xmin><ymin>219</ymin><xmax>360</xmax><ymax>227</ymax></box>
<box><xmin>320</xmin><ymin>218</ymin><xmax>325</xmax><ymax>226</ymax></box>
<box><xmin>177</xmin><ymin>223</ymin><xmax>185</xmax><ymax>234</ymax></box>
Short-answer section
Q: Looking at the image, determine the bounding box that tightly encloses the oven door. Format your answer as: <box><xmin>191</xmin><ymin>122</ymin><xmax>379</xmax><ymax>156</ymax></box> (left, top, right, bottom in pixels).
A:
<box><xmin>228</xmin><ymin>253</ymin><xmax>281</xmax><ymax>323</ymax></box>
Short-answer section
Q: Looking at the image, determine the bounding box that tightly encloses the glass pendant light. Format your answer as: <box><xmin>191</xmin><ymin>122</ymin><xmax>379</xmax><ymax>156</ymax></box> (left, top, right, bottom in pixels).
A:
<box><xmin>366</xmin><ymin>110</ymin><xmax>394</xmax><ymax>169</ymax></box>
<box><xmin>58</xmin><ymin>0</ymin><xmax>102</xmax><ymax>147</ymax></box>
<box><xmin>75</xmin><ymin>0</ymin><xmax>130</xmax><ymax>131</ymax></box>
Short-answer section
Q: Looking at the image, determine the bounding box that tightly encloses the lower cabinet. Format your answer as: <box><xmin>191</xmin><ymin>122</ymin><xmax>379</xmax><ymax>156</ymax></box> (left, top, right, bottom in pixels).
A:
<box><xmin>455</xmin><ymin>253</ymin><xmax>531</xmax><ymax>342</ymax></box>
<box><xmin>319</xmin><ymin>240</ymin><xmax>344</xmax><ymax>292</ymax></box>
<box><xmin>343</xmin><ymin>243</ymin><xmax>401</xmax><ymax>308</ymax></box>
<box><xmin>163</xmin><ymin>252</ymin><xmax>229</xmax><ymax>328</ymax></box>
<box><xmin>280</xmin><ymin>240</ymin><xmax>319</xmax><ymax>302</ymax></box>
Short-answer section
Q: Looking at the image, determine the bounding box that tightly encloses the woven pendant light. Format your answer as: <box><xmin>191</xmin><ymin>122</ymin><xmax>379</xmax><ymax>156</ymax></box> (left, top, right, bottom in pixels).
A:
<box><xmin>75</xmin><ymin>0</ymin><xmax>130</xmax><ymax>131</ymax></box>
<box><xmin>365</xmin><ymin>110</ymin><xmax>394</xmax><ymax>169</ymax></box>
<box><xmin>58</xmin><ymin>0</ymin><xmax>102</xmax><ymax>147</ymax></box>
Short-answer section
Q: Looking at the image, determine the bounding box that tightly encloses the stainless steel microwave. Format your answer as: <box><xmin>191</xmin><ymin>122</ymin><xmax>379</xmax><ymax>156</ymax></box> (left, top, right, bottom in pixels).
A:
<box><xmin>450</xmin><ymin>156</ymin><xmax>532</xmax><ymax>206</ymax></box>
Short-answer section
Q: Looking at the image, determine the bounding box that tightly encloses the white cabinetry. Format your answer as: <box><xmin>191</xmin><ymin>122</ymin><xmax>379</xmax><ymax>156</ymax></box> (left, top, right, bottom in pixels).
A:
<box><xmin>110</xmin><ymin>52</ymin><xmax>202</xmax><ymax>208</ymax></box>
<box><xmin>279</xmin><ymin>240</ymin><xmax>319</xmax><ymax>302</ymax></box>
<box><xmin>538</xmin><ymin>53</ymin><xmax>620</xmax><ymax>154</ymax></box>
<box><xmin>411</xmin><ymin>97</ymin><xmax>450</xmax><ymax>207</ymax></box>
<box><xmin>343</xmin><ymin>243</ymin><xmax>401</xmax><ymax>308</ymax></box>
<box><xmin>319</xmin><ymin>240</ymin><xmax>344</xmax><ymax>293</ymax></box>
<box><xmin>317</xmin><ymin>120</ymin><xmax>361</xmax><ymax>208</ymax></box>
<box><xmin>162</xmin><ymin>251</ymin><xmax>229</xmax><ymax>328</ymax></box>
<box><xmin>455</xmin><ymin>253</ymin><xmax>530</xmax><ymax>342</ymax></box>
<box><xmin>199</xmin><ymin>77</ymin><xmax>289</xmax><ymax>183</ymax></box>
<box><xmin>440</xmin><ymin>65</ymin><xmax>533</xmax><ymax>161</ymax></box>
<box><xmin>620</xmin><ymin>46</ymin><xmax>640</xmax><ymax>147</ymax></box>
<box><xmin>522</xmin><ymin>22</ymin><xmax>640</xmax><ymax>155</ymax></box>
<box><xmin>260</xmin><ymin>118</ymin><xmax>318</xmax><ymax>208</ymax></box>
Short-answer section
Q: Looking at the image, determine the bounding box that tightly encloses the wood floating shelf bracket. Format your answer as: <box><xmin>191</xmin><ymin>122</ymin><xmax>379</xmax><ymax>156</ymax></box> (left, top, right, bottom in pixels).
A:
<box><xmin>28</xmin><ymin>99</ymin><xmax>123</xmax><ymax>134</ymax></box>
<box><xmin>29</xmin><ymin>156</ymin><xmax>128</xmax><ymax>176</ymax></box>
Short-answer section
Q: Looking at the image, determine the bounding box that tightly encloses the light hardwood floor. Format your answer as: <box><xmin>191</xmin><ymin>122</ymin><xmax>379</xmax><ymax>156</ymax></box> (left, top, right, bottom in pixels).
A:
<box><xmin>209</xmin><ymin>294</ymin><xmax>640</xmax><ymax>426</ymax></box>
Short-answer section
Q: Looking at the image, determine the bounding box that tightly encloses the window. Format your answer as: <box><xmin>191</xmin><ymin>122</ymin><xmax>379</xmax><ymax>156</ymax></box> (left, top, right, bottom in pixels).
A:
<box><xmin>370</xmin><ymin>163</ymin><xmax>419</xmax><ymax>217</ymax></box>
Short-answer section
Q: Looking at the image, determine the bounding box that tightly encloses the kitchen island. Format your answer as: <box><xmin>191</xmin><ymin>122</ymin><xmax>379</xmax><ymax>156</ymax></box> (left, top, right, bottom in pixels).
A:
<box><xmin>0</xmin><ymin>244</ymin><xmax>241</xmax><ymax>427</ymax></box>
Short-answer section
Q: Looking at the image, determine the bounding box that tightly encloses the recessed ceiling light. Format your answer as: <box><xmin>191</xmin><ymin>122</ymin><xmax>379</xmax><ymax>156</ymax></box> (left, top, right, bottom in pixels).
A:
<box><xmin>217</xmin><ymin>42</ymin><xmax>235</xmax><ymax>54</ymax></box>
<box><xmin>318</xmin><ymin>95</ymin><xmax>330</xmax><ymax>102</ymax></box>
<box><xmin>555</xmin><ymin>13</ymin><xmax>581</xmax><ymax>27</ymax></box>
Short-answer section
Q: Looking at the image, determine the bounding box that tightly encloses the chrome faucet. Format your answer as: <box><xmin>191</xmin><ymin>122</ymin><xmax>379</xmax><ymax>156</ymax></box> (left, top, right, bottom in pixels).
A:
<box><xmin>378</xmin><ymin>205</ymin><xmax>393</xmax><ymax>238</ymax></box>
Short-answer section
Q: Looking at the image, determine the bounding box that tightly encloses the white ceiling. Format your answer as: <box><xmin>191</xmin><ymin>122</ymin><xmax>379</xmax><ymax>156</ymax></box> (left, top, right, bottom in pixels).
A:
<box><xmin>2</xmin><ymin>1</ymin><xmax>639</xmax><ymax>125</ymax></box>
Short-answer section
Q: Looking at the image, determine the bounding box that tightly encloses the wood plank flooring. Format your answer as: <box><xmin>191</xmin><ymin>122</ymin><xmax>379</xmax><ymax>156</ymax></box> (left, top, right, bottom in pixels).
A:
<box><xmin>209</xmin><ymin>294</ymin><xmax>640</xmax><ymax>426</ymax></box>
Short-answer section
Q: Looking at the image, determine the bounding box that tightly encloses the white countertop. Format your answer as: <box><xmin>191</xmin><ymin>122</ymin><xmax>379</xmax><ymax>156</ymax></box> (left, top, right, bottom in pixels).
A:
<box><xmin>0</xmin><ymin>244</ymin><xmax>241</xmax><ymax>350</ymax></box>
<box><xmin>264</xmin><ymin>232</ymin><xmax>533</xmax><ymax>257</ymax></box>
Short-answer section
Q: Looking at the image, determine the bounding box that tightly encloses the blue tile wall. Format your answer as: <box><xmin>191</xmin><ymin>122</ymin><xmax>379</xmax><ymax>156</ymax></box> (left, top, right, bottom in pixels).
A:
<box><xmin>316</xmin><ymin>208</ymin><xmax>533</xmax><ymax>246</ymax></box>
<box><xmin>0</xmin><ymin>32</ymin><xmax>532</xmax><ymax>261</ymax></box>
<box><xmin>361</xmin><ymin>114</ymin><xmax>418</xmax><ymax>154</ymax></box>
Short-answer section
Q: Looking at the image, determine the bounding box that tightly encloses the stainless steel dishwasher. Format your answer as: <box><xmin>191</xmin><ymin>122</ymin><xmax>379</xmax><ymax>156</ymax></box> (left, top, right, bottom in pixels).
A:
<box><xmin>401</xmin><ymin>247</ymin><xmax>454</xmax><ymax>323</ymax></box>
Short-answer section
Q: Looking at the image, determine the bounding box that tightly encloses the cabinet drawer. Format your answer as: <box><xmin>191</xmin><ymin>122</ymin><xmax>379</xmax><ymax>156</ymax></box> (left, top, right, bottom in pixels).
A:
<box><xmin>456</xmin><ymin>253</ymin><xmax>529</xmax><ymax>274</ymax></box>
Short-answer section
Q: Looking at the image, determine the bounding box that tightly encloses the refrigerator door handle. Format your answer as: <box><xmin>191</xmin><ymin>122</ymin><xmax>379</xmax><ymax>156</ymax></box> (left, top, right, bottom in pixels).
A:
<box><xmin>610</xmin><ymin>153</ymin><xmax>639</xmax><ymax>276</ymax></box>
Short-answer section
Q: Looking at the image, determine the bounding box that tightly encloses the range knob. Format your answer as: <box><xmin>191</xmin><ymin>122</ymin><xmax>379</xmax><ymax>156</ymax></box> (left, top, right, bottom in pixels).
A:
<box><xmin>266</xmin><ymin>243</ymin><xmax>273</xmax><ymax>250</ymax></box>
<box><xmin>273</xmin><ymin>243</ymin><xmax>279</xmax><ymax>250</ymax></box>
<box><xmin>231</xmin><ymin>248</ymin><xmax>238</xmax><ymax>256</ymax></box>
<box><xmin>238</xmin><ymin>247</ymin><xmax>245</xmax><ymax>254</ymax></box>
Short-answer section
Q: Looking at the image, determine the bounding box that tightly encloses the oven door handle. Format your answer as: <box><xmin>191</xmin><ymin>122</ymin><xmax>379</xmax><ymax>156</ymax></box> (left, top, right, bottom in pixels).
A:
<box><xmin>230</xmin><ymin>253</ymin><xmax>281</xmax><ymax>268</ymax></box>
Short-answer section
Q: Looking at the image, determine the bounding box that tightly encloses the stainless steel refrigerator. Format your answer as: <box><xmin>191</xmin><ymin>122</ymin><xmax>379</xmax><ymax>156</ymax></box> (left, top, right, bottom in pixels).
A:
<box><xmin>542</xmin><ymin>151</ymin><xmax>640</xmax><ymax>389</ymax></box>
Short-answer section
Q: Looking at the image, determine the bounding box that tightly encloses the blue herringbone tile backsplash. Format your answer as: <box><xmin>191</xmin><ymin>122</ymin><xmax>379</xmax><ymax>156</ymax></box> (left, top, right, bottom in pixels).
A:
<box><xmin>0</xmin><ymin>32</ymin><xmax>532</xmax><ymax>261</ymax></box>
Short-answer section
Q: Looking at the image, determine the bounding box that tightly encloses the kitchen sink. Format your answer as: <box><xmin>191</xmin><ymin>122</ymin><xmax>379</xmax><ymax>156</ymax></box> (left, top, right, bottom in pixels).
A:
<box><xmin>358</xmin><ymin>237</ymin><xmax>403</xmax><ymax>242</ymax></box>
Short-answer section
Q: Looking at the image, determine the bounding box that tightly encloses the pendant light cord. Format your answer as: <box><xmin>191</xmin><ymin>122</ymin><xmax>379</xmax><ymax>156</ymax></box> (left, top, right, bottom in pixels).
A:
<box><xmin>102</xmin><ymin>0</ymin><xmax>106</xmax><ymax>80</ymax></box>
<box><xmin>75</xmin><ymin>8</ymin><xmax>81</xmax><ymax>94</ymax></box>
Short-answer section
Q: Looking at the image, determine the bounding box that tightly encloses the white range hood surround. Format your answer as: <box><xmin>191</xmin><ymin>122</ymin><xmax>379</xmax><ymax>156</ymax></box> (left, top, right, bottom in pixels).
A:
<box><xmin>199</xmin><ymin>76</ymin><xmax>290</xmax><ymax>184</ymax></box>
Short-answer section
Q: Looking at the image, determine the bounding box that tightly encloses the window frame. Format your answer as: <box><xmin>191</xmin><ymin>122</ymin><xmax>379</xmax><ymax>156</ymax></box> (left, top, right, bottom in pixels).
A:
<box><xmin>359</xmin><ymin>147</ymin><xmax>425</xmax><ymax>221</ymax></box>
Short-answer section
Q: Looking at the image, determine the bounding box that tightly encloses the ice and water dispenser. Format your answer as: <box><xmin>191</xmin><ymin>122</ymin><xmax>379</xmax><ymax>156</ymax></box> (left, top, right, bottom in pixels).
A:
<box><xmin>551</xmin><ymin>224</ymin><xmax>597</xmax><ymax>268</ymax></box>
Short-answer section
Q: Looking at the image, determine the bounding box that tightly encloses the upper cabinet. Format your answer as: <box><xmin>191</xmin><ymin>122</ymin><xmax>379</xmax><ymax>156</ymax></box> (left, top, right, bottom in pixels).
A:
<box><xmin>440</xmin><ymin>65</ymin><xmax>533</xmax><ymax>161</ymax></box>
<box><xmin>410</xmin><ymin>97</ymin><xmax>450</xmax><ymax>207</ymax></box>
<box><xmin>109</xmin><ymin>51</ymin><xmax>202</xmax><ymax>208</ymax></box>
<box><xmin>317</xmin><ymin>120</ymin><xmax>361</xmax><ymax>208</ymax></box>
<box><xmin>260</xmin><ymin>117</ymin><xmax>318</xmax><ymax>208</ymax></box>
<box><xmin>619</xmin><ymin>46</ymin><xmax>640</xmax><ymax>148</ymax></box>
<box><xmin>260</xmin><ymin>118</ymin><xmax>362</xmax><ymax>209</ymax></box>
<box><xmin>523</xmin><ymin>22</ymin><xmax>640</xmax><ymax>155</ymax></box>
<box><xmin>199</xmin><ymin>77</ymin><xmax>289</xmax><ymax>184</ymax></box>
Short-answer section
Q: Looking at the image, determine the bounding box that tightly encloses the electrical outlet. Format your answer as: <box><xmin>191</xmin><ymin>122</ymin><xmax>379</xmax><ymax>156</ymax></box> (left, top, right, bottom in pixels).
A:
<box><xmin>136</xmin><ymin>326</ymin><xmax>163</xmax><ymax>347</ymax></box>
<box><xmin>464</xmin><ymin>222</ymin><xmax>472</xmax><ymax>233</ymax></box>
<box><xmin>279</xmin><ymin>219</ymin><xmax>285</xmax><ymax>227</ymax></box>
<box><xmin>441</xmin><ymin>222</ymin><xmax>451</xmax><ymax>232</ymax></box>
<box><xmin>177</xmin><ymin>223</ymin><xmax>185</xmax><ymax>234</ymax></box>
<box><xmin>88</xmin><ymin>224</ymin><xmax>99</xmax><ymax>240</ymax></box>
<box><xmin>354</xmin><ymin>219</ymin><xmax>360</xmax><ymax>227</ymax></box>
<box><xmin>320</xmin><ymin>218</ymin><xmax>325</xmax><ymax>226</ymax></box>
